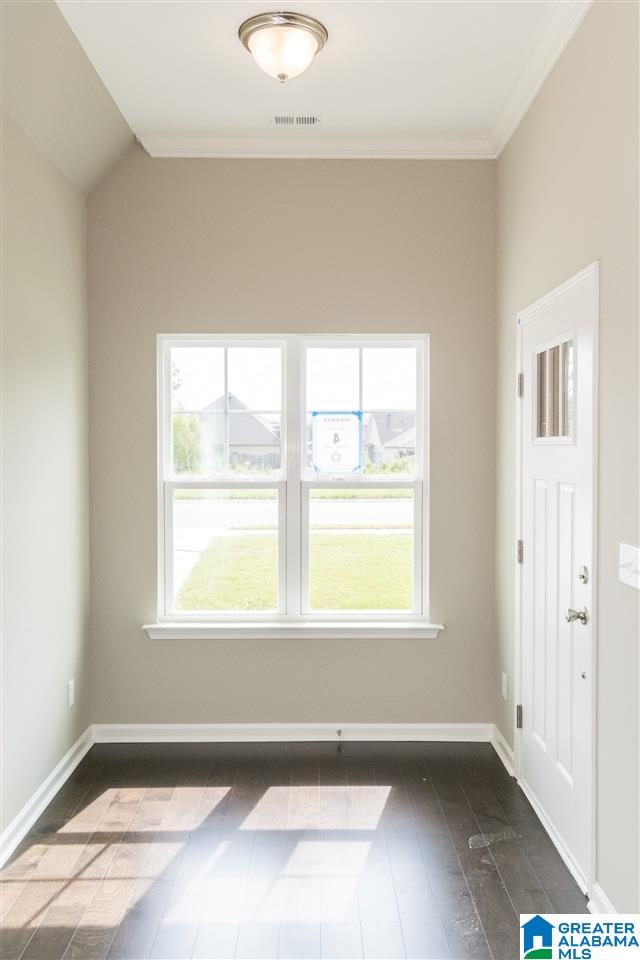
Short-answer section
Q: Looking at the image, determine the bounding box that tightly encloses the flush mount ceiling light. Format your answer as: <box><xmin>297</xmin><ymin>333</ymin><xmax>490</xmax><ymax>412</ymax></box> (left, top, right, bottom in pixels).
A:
<box><xmin>238</xmin><ymin>12</ymin><xmax>328</xmax><ymax>83</ymax></box>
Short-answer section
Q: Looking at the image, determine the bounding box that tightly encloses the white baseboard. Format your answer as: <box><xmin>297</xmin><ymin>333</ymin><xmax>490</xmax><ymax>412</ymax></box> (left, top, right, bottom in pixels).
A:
<box><xmin>588</xmin><ymin>881</ymin><xmax>617</xmax><ymax>913</ymax></box>
<box><xmin>490</xmin><ymin>725</ymin><xmax>516</xmax><ymax>777</ymax></box>
<box><xmin>518</xmin><ymin>775</ymin><xmax>588</xmax><ymax>895</ymax></box>
<box><xmin>0</xmin><ymin>726</ymin><xmax>93</xmax><ymax>868</ymax></box>
<box><xmin>93</xmin><ymin>721</ymin><xmax>496</xmax><ymax>743</ymax></box>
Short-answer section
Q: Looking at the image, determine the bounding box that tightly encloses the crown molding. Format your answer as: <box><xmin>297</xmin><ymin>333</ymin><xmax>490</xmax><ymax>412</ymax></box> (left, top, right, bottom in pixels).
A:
<box><xmin>140</xmin><ymin>133</ymin><xmax>495</xmax><ymax>160</ymax></box>
<box><xmin>490</xmin><ymin>0</ymin><xmax>593</xmax><ymax>156</ymax></box>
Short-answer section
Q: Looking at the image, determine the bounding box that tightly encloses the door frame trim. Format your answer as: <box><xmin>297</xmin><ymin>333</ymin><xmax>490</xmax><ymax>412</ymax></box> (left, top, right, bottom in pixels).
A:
<box><xmin>514</xmin><ymin>260</ymin><xmax>599</xmax><ymax>897</ymax></box>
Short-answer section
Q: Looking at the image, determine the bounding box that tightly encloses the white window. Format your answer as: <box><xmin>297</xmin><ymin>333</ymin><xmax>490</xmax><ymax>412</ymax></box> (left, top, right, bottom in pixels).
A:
<box><xmin>150</xmin><ymin>334</ymin><xmax>442</xmax><ymax>639</ymax></box>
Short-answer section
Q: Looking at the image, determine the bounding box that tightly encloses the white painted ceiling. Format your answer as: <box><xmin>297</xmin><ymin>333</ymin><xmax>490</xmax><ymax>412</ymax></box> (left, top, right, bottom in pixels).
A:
<box><xmin>56</xmin><ymin>0</ymin><xmax>591</xmax><ymax>158</ymax></box>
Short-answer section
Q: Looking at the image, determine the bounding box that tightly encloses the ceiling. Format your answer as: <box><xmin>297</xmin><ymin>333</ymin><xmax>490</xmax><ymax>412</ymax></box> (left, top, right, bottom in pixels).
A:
<box><xmin>56</xmin><ymin>0</ymin><xmax>592</xmax><ymax>159</ymax></box>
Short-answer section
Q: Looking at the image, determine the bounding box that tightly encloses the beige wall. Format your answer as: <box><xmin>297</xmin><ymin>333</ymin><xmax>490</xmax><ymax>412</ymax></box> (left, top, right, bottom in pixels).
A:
<box><xmin>496</xmin><ymin>0</ymin><xmax>639</xmax><ymax>911</ymax></box>
<box><xmin>1</xmin><ymin>0</ymin><xmax>132</xmax><ymax>194</ymax></box>
<box><xmin>1</xmin><ymin>113</ymin><xmax>90</xmax><ymax>832</ymax></box>
<box><xmin>88</xmin><ymin>152</ymin><xmax>497</xmax><ymax>726</ymax></box>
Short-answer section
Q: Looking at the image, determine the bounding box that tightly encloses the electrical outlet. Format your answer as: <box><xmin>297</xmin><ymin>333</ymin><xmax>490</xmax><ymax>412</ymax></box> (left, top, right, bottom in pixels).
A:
<box><xmin>501</xmin><ymin>672</ymin><xmax>508</xmax><ymax>701</ymax></box>
<box><xmin>67</xmin><ymin>678</ymin><xmax>75</xmax><ymax>709</ymax></box>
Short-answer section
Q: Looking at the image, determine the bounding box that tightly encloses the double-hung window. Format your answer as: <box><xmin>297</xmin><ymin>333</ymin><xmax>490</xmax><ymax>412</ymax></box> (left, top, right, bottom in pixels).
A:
<box><xmin>149</xmin><ymin>334</ymin><xmax>442</xmax><ymax>638</ymax></box>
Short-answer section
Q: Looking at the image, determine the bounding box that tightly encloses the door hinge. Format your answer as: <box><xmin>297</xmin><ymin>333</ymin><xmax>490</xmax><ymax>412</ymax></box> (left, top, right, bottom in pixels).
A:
<box><xmin>516</xmin><ymin>539</ymin><xmax>524</xmax><ymax>564</ymax></box>
<box><xmin>516</xmin><ymin>704</ymin><xmax>523</xmax><ymax>729</ymax></box>
<box><xmin>517</xmin><ymin>372</ymin><xmax>524</xmax><ymax>398</ymax></box>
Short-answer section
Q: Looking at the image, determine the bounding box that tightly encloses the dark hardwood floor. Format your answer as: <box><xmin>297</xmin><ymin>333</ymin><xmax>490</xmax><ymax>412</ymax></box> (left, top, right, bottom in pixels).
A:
<box><xmin>0</xmin><ymin>742</ymin><xmax>587</xmax><ymax>960</ymax></box>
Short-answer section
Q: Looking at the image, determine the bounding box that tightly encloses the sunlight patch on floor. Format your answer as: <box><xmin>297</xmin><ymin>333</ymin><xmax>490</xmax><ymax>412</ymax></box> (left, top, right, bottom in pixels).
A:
<box><xmin>239</xmin><ymin>785</ymin><xmax>391</xmax><ymax>831</ymax></box>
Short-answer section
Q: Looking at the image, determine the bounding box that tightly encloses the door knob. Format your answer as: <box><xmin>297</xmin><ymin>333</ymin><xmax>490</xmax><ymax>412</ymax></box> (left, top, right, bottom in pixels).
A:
<box><xmin>566</xmin><ymin>607</ymin><xmax>588</xmax><ymax>625</ymax></box>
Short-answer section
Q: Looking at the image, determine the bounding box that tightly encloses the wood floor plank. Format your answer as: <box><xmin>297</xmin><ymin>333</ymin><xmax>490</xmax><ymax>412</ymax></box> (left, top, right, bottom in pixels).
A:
<box><xmin>393</xmin><ymin>877</ymin><xmax>441</xmax><ymax>933</ymax></box>
<box><xmin>105</xmin><ymin>879</ymin><xmax>172</xmax><ymax>959</ymax></box>
<box><xmin>400</xmin><ymin>919</ymin><xmax>450</xmax><ymax>960</ymax></box>
<box><xmin>147</xmin><ymin>876</ymin><xmax>204</xmax><ymax>959</ymax></box>
<box><xmin>0</xmin><ymin>882</ymin><xmax>30</xmax><ymax>924</ymax></box>
<box><xmin>441</xmin><ymin>796</ymin><xmax>519</xmax><ymax>959</ymax></box>
<box><xmin>0</xmin><ymin>880</ymin><xmax>63</xmax><ymax>960</ymax></box>
<box><xmin>192</xmin><ymin>921</ymin><xmax>239</xmax><ymax>959</ymax></box>
<box><xmin>235</xmin><ymin>921</ymin><xmax>279</xmax><ymax>959</ymax></box>
<box><xmin>277</xmin><ymin>921</ymin><xmax>321</xmax><ymax>959</ymax></box>
<box><xmin>361</xmin><ymin>921</ymin><xmax>405</xmax><ymax>960</ymax></box>
<box><xmin>20</xmin><ymin>879</ymin><xmax>100</xmax><ymax>960</ymax></box>
<box><xmin>488</xmin><ymin>837</ymin><xmax>554</xmax><ymax>913</ymax></box>
<box><xmin>321</xmin><ymin>921</ymin><xmax>363</xmax><ymax>959</ymax></box>
<box><xmin>425</xmin><ymin>863</ymin><xmax>492</xmax><ymax>960</ymax></box>
<box><xmin>547</xmin><ymin>887</ymin><xmax>590</xmax><ymax>912</ymax></box>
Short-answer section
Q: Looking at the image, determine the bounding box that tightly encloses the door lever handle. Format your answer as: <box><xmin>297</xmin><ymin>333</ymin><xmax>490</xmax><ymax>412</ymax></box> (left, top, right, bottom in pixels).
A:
<box><xmin>566</xmin><ymin>607</ymin><xmax>588</xmax><ymax>625</ymax></box>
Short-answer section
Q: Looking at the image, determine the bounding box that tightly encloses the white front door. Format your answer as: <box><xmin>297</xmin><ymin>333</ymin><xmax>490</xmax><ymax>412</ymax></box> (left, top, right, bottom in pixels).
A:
<box><xmin>518</xmin><ymin>263</ymin><xmax>598</xmax><ymax>889</ymax></box>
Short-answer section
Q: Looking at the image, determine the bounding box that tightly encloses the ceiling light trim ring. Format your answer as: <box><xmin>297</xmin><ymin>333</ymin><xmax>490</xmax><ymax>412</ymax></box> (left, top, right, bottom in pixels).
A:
<box><xmin>238</xmin><ymin>11</ymin><xmax>328</xmax><ymax>55</ymax></box>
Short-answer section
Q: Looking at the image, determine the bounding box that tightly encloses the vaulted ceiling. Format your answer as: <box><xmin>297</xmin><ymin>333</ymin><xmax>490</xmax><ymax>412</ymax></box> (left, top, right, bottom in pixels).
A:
<box><xmin>1</xmin><ymin>0</ymin><xmax>132</xmax><ymax>193</ymax></box>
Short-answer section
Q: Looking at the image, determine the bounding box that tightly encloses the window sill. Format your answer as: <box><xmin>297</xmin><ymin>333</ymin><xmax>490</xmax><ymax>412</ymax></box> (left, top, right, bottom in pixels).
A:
<box><xmin>143</xmin><ymin>621</ymin><xmax>445</xmax><ymax>641</ymax></box>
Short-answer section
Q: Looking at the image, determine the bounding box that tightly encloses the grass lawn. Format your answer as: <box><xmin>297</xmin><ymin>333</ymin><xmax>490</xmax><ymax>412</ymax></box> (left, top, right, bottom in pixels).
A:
<box><xmin>176</xmin><ymin>532</ymin><xmax>413</xmax><ymax>611</ymax></box>
<box><xmin>177</xmin><ymin>534</ymin><xmax>278</xmax><ymax>612</ymax></box>
<box><xmin>310</xmin><ymin>533</ymin><xmax>413</xmax><ymax>610</ymax></box>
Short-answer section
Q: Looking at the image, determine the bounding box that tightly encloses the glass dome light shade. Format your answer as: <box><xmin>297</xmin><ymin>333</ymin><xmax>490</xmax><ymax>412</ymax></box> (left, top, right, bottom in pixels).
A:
<box><xmin>248</xmin><ymin>25</ymin><xmax>318</xmax><ymax>82</ymax></box>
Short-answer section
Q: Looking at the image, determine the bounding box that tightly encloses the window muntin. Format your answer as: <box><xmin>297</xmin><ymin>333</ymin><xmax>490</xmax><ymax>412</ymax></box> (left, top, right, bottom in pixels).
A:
<box><xmin>159</xmin><ymin>335</ymin><xmax>427</xmax><ymax>621</ymax></box>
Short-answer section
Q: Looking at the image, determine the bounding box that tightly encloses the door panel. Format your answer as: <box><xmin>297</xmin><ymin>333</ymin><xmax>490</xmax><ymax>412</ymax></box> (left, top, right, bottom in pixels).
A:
<box><xmin>557</xmin><ymin>481</ymin><xmax>575</xmax><ymax>781</ymax></box>
<box><xmin>518</xmin><ymin>264</ymin><xmax>598</xmax><ymax>889</ymax></box>
<box><xmin>532</xmin><ymin>479</ymin><xmax>548</xmax><ymax>745</ymax></box>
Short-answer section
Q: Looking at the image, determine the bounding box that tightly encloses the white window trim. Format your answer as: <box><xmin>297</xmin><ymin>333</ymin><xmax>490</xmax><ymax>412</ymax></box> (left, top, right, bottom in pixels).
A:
<box><xmin>144</xmin><ymin>333</ymin><xmax>444</xmax><ymax>641</ymax></box>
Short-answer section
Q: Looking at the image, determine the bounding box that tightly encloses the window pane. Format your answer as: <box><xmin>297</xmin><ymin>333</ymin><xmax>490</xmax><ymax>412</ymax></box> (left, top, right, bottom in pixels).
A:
<box><xmin>171</xmin><ymin>347</ymin><xmax>224</xmax><ymax>412</ymax></box>
<box><xmin>536</xmin><ymin>339</ymin><xmax>573</xmax><ymax>440</ymax></box>
<box><xmin>363</xmin><ymin>347</ymin><xmax>416</xmax><ymax>409</ymax></box>
<box><xmin>229</xmin><ymin>412</ymin><xmax>281</xmax><ymax>476</ymax></box>
<box><xmin>306</xmin><ymin>347</ymin><xmax>359</xmax><ymax>410</ymax></box>
<box><xmin>308</xmin><ymin>489</ymin><xmax>414</xmax><ymax>611</ymax></box>
<box><xmin>172</xmin><ymin>408</ymin><xmax>281</xmax><ymax>479</ymax></box>
<box><xmin>172</xmin><ymin>489</ymin><xmax>278</xmax><ymax>612</ymax></box>
<box><xmin>363</xmin><ymin>412</ymin><xmax>416</xmax><ymax>476</ymax></box>
<box><xmin>549</xmin><ymin>344</ymin><xmax>560</xmax><ymax>436</ymax></box>
<box><xmin>228</xmin><ymin>347</ymin><xmax>281</xmax><ymax>410</ymax></box>
<box><xmin>172</xmin><ymin>411</ymin><xmax>224</xmax><ymax>476</ymax></box>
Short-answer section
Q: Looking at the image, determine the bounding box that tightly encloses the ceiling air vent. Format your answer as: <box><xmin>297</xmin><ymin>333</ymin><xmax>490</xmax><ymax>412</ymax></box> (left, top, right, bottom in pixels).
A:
<box><xmin>273</xmin><ymin>115</ymin><xmax>321</xmax><ymax>127</ymax></box>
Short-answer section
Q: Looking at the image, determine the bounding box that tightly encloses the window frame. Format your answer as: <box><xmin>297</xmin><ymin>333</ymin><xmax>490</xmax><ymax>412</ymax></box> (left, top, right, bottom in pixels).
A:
<box><xmin>153</xmin><ymin>332</ymin><xmax>441</xmax><ymax>636</ymax></box>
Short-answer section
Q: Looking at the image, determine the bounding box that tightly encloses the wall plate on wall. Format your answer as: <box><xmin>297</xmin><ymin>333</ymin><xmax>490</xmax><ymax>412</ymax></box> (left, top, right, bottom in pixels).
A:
<box><xmin>619</xmin><ymin>543</ymin><xmax>640</xmax><ymax>590</ymax></box>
